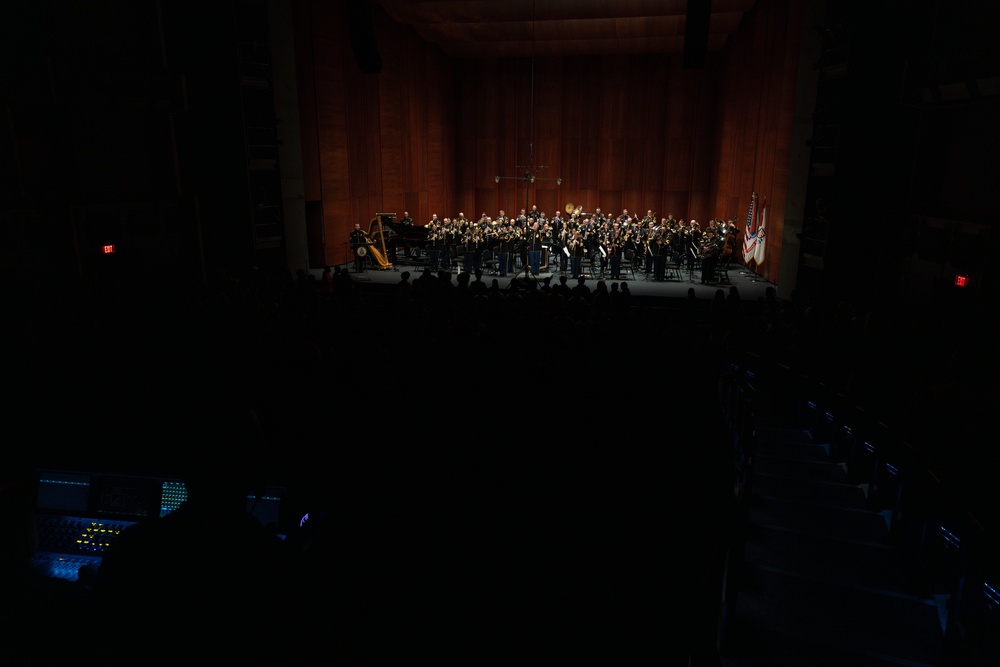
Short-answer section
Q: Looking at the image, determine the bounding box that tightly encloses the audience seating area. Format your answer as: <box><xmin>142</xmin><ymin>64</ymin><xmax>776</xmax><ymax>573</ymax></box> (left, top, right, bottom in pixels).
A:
<box><xmin>715</xmin><ymin>350</ymin><xmax>1000</xmax><ymax>665</ymax></box>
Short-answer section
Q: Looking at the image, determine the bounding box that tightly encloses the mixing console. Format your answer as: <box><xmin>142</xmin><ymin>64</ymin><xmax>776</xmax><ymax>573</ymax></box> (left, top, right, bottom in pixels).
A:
<box><xmin>32</xmin><ymin>515</ymin><xmax>135</xmax><ymax>581</ymax></box>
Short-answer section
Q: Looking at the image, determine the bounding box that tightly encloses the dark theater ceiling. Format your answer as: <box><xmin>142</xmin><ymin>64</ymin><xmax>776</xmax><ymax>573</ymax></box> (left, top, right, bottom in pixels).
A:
<box><xmin>374</xmin><ymin>0</ymin><xmax>758</xmax><ymax>58</ymax></box>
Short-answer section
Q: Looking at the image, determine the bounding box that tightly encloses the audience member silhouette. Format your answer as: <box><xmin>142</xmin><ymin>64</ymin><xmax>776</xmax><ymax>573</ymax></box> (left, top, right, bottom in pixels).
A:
<box><xmin>553</xmin><ymin>274</ymin><xmax>572</xmax><ymax>300</ymax></box>
<box><xmin>92</xmin><ymin>406</ymin><xmax>291</xmax><ymax>663</ymax></box>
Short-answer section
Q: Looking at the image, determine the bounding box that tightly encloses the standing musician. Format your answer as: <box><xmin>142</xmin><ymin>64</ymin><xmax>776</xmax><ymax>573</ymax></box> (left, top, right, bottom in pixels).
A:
<box><xmin>471</xmin><ymin>226</ymin><xmax>485</xmax><ymax>274</ymax></box>
<box><xmin>608</xmin><ymin>222</ymin><xmax>624</xmax><ymax>279</ymax></box>
<box><xmin>440</xmin><ymin>217</ymin><xmax>455</xmax><ymax>271</ymax></box>
<box><xmin>578</xmin><ymin>218</ymin><xmax>594</xmax><ymax>276</ymax></box>
<box><xmin>460</xmin><ymin>228</ymin><xmax>475</xmax><ymax>274</ymax></box>
<box><xmin>556</xmin><ymin>225</ymin><xmax>570</xmax><ymax>274</ymax></box>
<box><xmin>515</xmin><ymin>211</ymin><xmax>529</xmax><ymax>232</ymax></box>
<box><xmin>645</xmin><ymin>227</ymin><xmax>659</xmax><ymax>276</ymax></box>
<box><xmin>550</xmin><ymin>210</ymin><xmax>565</xmax><ymax>236</ymax></box>
<box><xmin>526</xmin><ymin>221</ymin><xmax>544</xmax><ymax>276</ymax></box>
<box><xmin>622</xmin><ymin>217</ymin><xmax>637</xmax><ymax>257</ymax></box>
<box><xmin>349</xmin><ymin>222</ymin><xmax>369</xmax><ymax>273</ymax></box>
<box><xmin>633</xmin><ymin>216</ymin><xmax>649</xmax><ymax>259</ymax></box>
<box><xmin>699</xmin><ymin>228</ymin><xmax>722</xmax><ymax>285</ymax></box>
<box><xmin>652</xmin><ymin>228</ymin><xmax>669</xmax><ymax>282</ymax></box>
<box><xmin>541</xmin><ymin>221</ymin><xmax>554</xmax><ymax>270</ymax></box>
<box><xmin>496</xmin><ymin>223</ymin><xmax>513</xmax><ymax>278</ymax></box>
<box><xmin>596</xmin><ymin>220</ymin><xmax>612</xmax><ymax>279</ymax></box>
<box><xmin>663</xmin><ymin>221</ymin><xmax>680</xmax><ymax>279</ymax></box>
<box><xmin>569</xmin><ymin>230</ymin><xmax>586</xmax><ymax>278</ymax></box>
<box><xmin>592</xmin><ymin>207</ymin><xmax>605</xmax><ymax>227</ymax></box>
<box><xmin>671</xmin><ymin>218</ymin><xmax>686</xmax><ymax>268</ymax></box>
<box><xmin>488</xmin><ymin>213</ymin><xmax>502</xmax><ymax>238</ymax></box>
<box><xmin>647</xmin><ymin>218</ymin><xmax>663</xmax><ymax>274</ymax></box>
<box><xmin>721</xmin><ymin>220</ymin><xmax>738</xmax><ymax>267</ymax></box>
<box><xmin>684</xmin><ymin>220</ymin><xmax>702</xmax><ymax>272</ymax></box>
<box><xmin>482</xmin><ymin>217</ymin><xmax>497</xmax><ymax>248</ymax></box>
<box><xmin>426</xmin><ymin>220</ymin><xmax>442</xmax><ymax>271</ymax></box>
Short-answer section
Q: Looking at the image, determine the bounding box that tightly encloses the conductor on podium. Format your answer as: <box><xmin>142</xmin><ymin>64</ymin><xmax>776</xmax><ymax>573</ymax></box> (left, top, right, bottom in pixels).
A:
<box><xmin>349</xmin><ymin>222</ymin><xmax>369</xmax><ymax>273</ymax></box>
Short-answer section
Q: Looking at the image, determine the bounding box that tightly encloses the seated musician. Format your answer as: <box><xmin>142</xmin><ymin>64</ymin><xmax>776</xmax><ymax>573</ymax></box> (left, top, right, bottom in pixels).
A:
<box><xmin>349</xmin><ymin>222</ymin><xmax>368</xmax><ymax>273</ymax></box>
<box><xmin>399</xmin><ymin>211</ymin><xmax>414</xmax><ymax>226</ymax></box>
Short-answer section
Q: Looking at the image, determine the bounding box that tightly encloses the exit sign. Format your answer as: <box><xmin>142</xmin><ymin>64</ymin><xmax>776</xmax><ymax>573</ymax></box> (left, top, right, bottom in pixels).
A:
<box><xmin>102</xmin><ymin>244</ymin><xmax>116</xmax><ymax>255</ymax></box>
<box><xmin>954</xmin><ymin>274</ymin><xmax>968</xmax><ymax>288</ymax></box>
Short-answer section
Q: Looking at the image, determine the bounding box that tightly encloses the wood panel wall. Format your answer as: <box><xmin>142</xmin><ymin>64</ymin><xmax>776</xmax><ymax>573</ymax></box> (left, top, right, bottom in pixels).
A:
<box><xmin>294</xmin><ymin>0</ymin><xmax>801</xmax><ymax>282</ymax></box>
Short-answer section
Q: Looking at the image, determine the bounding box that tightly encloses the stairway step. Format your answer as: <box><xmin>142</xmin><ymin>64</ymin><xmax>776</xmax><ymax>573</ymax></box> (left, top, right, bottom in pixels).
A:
<box><xmin>740</xmin><ymin>524</ymin><xmax>916</xmax><ymax>594</ymax></box>
<box><xmin>723</xmin><ymin>567</ymin><xmax>944</xmax><ymax>667</ymax></box>
<box><xmin>749</xmin><ymin>494</ymin><xmax>892</xmax><ymax>546</ymax></box>
<box><xmin>754</xmin><ymin>455</ymin><xmax>848</xmax><ymax>484</ymax></box>
<box><xmin>755</xmin><ymin>438</ymin><xmax>832</xmax><ymax>462</ymax></box>
<box><xmin>751</xmin><ymin>472</ymin><xmax>868</xmax><ymax>509</ymax></box>
<box><xmin>756</xmin><ymin>426</ymin><xmax>813</xmax><ymax>445</ymax></box>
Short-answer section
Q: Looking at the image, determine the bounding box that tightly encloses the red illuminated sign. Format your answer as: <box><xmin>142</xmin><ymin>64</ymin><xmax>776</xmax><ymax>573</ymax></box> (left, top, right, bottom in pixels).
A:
<box><xmin>954</xmin><ymin>274</ymin><xmax>968</xmax><ymax>287</ymax></box>
<box><xmin>102</xmin><ymin>244</ymin><xmax>116</xmax><ymax>255</ymax></box>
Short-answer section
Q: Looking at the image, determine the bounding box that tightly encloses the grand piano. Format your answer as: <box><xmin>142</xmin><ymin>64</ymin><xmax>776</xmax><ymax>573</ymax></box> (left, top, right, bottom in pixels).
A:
<box><xmin>368</xmin><ymin>213</ymin><xmax>429</xmax><ymax>265</ymax></box>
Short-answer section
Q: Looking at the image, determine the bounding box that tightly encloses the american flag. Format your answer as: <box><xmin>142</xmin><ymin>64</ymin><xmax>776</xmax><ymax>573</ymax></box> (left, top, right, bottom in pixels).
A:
<box><xmin>741</xmin><ymin>193</ymin><xmax>758</xmax><ymax>264</ymax></box>
<box><xmin>753</xmin><ymin>196</ymin><xmax>767</xmax><ymax>266</ymax></box>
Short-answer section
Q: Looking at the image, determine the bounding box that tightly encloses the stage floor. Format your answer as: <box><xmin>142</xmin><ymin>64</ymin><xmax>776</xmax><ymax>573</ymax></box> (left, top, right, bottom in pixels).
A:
<box><xmin>337</xmin><ymin>253</ymin><xmax>776</xmax><ymax>303</ymax></box>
